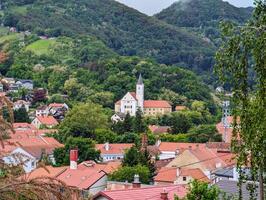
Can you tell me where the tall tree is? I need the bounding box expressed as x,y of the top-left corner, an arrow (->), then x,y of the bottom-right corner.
133,108 -> 146,133
215,1 -> 266,199
14,107 -> 30,123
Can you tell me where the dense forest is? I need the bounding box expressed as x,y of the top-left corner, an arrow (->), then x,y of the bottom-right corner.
0,0 -> 215,73
155,0 -> 253,46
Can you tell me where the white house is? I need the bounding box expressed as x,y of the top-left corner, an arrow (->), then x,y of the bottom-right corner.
35,105 -> 49,117
13,100 -> 31,112
2,147 -> 37,173
96,143 -> 133,162
111,112 -> 126,123
31,116 -> 58,129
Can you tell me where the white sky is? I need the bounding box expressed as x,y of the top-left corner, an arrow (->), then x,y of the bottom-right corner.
115,0 -> 254,15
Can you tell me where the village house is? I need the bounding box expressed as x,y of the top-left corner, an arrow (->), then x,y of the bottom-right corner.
148,125 -> 171,134
48,103 -> 69,121
114,75 -> 171,117
96,143 -> 133,162
25,150 -> 121,196
35,105 -> 49,116
165,147 -> 235,179
32,116 -> 58,129
155,141 -> 206,160
111,112 -> 126,123
16,79 -> 34,90
154,167 -> 210,185
1,136 -> 63,172
13,100 -> 31,112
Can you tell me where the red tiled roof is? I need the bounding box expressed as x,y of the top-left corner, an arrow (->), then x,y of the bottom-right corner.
1,136 -> 63,158
57,164 -> 107,190
94,185 -> 187,200
129,92 -> 137,100
149,125 -> 170,134
158,142 -> 205,152
96,143 -> 133,155
115,100 -> 121,105
49,103 -> 65,108
154,167 -> 210,183
13,123 -> 37,130
144,100 -> 171,108
36,116 -> 58,126
175,106 -> 187,111
23,166 -> 67,180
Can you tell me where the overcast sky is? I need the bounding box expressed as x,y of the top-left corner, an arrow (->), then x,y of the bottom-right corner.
116,0 -> 254,15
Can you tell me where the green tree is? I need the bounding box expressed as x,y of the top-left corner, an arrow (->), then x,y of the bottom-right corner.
170,112 -> 192,134
109,165 -> 150,184
181,180 -> 220,200
54,137 -> 100,166
59,102 -> 108,139
94,129 -> 118,143
215,1 -> 266,199
133,108 -> 146,133
188,124 -> 222,143
88,91 -> 114,108
122,146 -> 140,167
14,107 -> 30,123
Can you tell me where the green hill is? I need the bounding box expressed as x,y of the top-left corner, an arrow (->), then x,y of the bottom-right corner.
155,0 -> 252,28
1,0 -> 215,72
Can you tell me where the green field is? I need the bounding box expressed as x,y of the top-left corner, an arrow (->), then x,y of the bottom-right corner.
0,33 -> 19,44
26,39 -> 57,55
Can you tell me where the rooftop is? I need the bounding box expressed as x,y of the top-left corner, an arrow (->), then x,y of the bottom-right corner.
94,185 -> 187,200
96,143 -> 133,155
144,100 -> 171,108
36,116 -> 58,125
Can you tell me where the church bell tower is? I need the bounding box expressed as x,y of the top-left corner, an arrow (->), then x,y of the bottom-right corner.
136,74 -> 144,111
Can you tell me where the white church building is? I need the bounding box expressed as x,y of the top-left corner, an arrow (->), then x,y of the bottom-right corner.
114,75 -> 171,118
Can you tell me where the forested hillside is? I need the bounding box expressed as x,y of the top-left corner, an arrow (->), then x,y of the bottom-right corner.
0,31 -> 217,112
0,0 -> 215,72
156,0 -> 253,46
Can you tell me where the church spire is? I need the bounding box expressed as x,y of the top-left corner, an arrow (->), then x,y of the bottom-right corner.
137,74 -> 143,85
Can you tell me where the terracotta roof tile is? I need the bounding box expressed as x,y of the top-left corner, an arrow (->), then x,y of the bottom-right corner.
94,185 -> 187,200
175,106 -> 188,111
144,100 -> 171,108
36,116 -> 58,126
158,142 -> 205,152
154,167 -> 210,183
96,143 -> 133,155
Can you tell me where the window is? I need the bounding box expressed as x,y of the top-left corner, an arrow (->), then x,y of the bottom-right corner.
31,161 -> 35,167
183,177 -> 187,181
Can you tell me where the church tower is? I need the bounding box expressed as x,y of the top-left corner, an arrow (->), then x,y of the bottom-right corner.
136,74 -> 144,111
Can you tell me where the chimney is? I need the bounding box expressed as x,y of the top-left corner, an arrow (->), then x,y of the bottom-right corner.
160,188 -> 168,200
132,174 -> 141,188
141,133 -> 148,151
156,139 -> 161,147
104,142 -> 110,151
70,149 -> 78,170
176,167 -> 180,177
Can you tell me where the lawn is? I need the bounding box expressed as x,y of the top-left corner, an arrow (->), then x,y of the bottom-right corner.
0,33 -> 19,44
26,39 -> 57,55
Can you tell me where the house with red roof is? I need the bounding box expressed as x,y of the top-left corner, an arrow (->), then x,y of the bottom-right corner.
149,125 -> 171,134
114,74 -> 171,117
96,143 -> 133,162
1,136 -> 63,173
154,167 -> 210,185
93,184 -> 187,200
24,151 -> 121,197
155,141 -> 206,160
32,115 -> 58,129
165,147 -> 235,180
